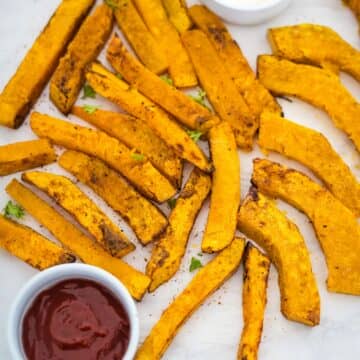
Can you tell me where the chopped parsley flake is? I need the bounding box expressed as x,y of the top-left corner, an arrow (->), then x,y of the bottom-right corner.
167,198 -> 177,209
186,129 -> 203,142
3,201 -> 25,219
82,104 -> 99,114
189,257 -> 203,272
131,152 -> 145,161
82,84 -> 96,99
160,74 -> 173,86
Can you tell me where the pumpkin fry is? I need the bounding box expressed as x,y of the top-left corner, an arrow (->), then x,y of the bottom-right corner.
162,0 -> 192,33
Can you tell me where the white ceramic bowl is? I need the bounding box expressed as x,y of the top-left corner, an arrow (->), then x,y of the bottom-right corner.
201,0 -> 292,25
8,263 -> 139,360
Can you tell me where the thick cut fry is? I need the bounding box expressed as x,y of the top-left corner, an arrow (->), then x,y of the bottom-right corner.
0,0 -> 95,128
269,24 -> 360,82
238,244 -> 270,360
135,237 -> 246,360
72,106 -> 182,187
182,30 -> 256,150
22,171 -> 135,258
133,0 -> 197,87
50,4 -> 113,114
238,189 -> 320,326
85,63 -> 211,172
259,113 -> 360,215
6,179 -> 150,300
162,0 -> 192,33
59,151 -> 167,245
106,35 -> 219,132
30,112 -> 176,202
0,215 -> 75,270
113,0 -> 168,74
258,55 -> 360,152
202,122 -> 240,253
252,158 -> 360,295
146,169 -> 211,292
0,139 -> 56,176
189,5 -> 281,119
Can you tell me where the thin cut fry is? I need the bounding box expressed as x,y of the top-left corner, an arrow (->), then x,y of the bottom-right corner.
0,139 -> 56,176
238,244 -> 270,360
257,55 -> 360,152
85,62 -> 212,172
162,0 -> 192,33
50,4 -> 113,114
0,0 -> 95,128
258,112 -> 360,216
59,151 -> 168,245
113,0 -> 168,74
238,188 -> 320,326
0,215 -> 75,270
146,168 -> 211,292
202,122 -> 240,253
6,179 -> 150,300
189,5 -> 281,119
30,112 -> 176,202
252,158 -> 360,295
135,237 -> 246,360
106,35 -> 219,132
22,171 -> 135,258
133,0 -> 197,87
182,30 -> 256,150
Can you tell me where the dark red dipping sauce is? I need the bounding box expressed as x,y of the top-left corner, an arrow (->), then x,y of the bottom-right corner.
22,279 -> 130,360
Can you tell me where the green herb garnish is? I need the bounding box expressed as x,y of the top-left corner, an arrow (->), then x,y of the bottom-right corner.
197,252 -> 203,257
190,89 -> 210,109
82,104 -> 99,114
116,73 -> 123,80
82,84 -> 96,99
189,257 -> 203,272
3,201 -> 25,219
167,198 -> 177,210
160,74 -> 173,86
186,129 -> 203,142
104,0 -> 119,10
131,152 -> 145,161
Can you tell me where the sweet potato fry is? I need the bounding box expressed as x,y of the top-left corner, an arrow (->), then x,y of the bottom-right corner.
146,168 -> 211,292
238,188 -> 320,326
189,5 -> 281,119
135,237 -> 246,360
85,62 -> 212,172
257,55 -> 360,152
0,139 -> 56,176
162,0 -> 192,33
133,0 -> 197,87
258,112 -> 360,215
113,0 -> 168,74
182,30 -> 256,150
0,215 -> 75,270
30,112 -> 177,202
22,171 -> 135,258
0,0 -> 95,128
252,158 -> 360,295
72,106 -> 182,188
59,151 -> 167,245
238,244 -> 270,360
6,179 -> 150,300
106,35 -> 219,132
50,4 -> 113,114
202,122 -> 240,253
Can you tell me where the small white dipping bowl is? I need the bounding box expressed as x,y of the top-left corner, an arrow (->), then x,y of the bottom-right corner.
201,0 -> 292,25
8,263 -> 139,360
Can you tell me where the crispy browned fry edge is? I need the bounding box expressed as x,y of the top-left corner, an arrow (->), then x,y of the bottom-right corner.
258,112 -> 360,216
0,139 -> 56,176
30,112 -> 177,202
238,188 -> 320,326
133,0 -> 197,87
72,106 -> 183,188
189,5 -> 281,119
344,0 -> 360,24
135,237 -> 246,360
182,30 -> 256,150
238,243 -> 270,360
50,4 -> 113,114
0,215 -> 75,270
202,122 -> 240,252
268,24 -> 360,82
162,0 -> 192,33
257,55 -> 360,152
146,168 -> 211,292
6,179 -> 150,300
0,0 -> 95,128
252,158 -> 360,295
106,34 -> 219,132
113,0 -> 168,74
59,150 -> 168,245
22,171 -> 135,258
85,62 -> 212,172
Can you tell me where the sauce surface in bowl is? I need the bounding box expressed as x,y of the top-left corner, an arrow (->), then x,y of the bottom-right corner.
22,279 -> 130,360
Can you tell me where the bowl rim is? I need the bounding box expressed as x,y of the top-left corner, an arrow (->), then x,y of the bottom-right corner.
203,0 -> 289,11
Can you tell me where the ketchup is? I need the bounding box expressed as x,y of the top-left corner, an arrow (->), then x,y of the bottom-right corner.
22,279 -> 130,360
